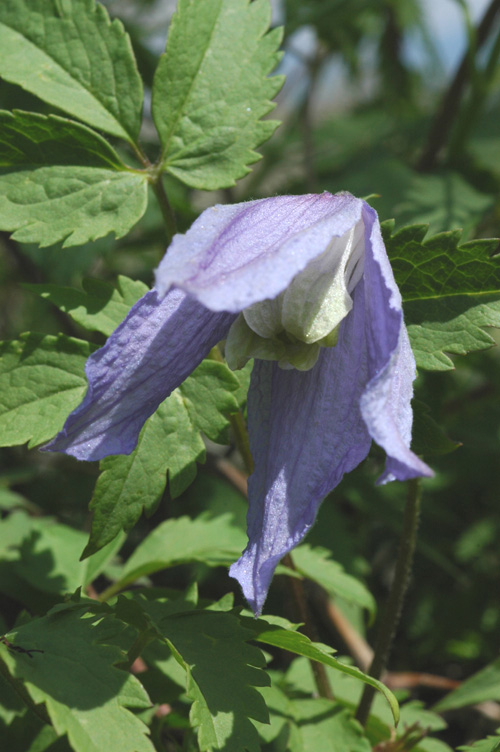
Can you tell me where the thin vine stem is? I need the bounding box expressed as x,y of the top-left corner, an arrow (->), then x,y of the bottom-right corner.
355,478 -> 422,727
418,0 -> 500,171
150,175 -> 177,245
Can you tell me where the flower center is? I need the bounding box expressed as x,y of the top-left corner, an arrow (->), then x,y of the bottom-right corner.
225,220 -> 365,371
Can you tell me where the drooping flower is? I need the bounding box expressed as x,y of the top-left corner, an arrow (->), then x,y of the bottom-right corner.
45,192 -> 432,615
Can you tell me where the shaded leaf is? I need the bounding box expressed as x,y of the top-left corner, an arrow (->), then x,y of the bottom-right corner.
411,400 -> 460,457
383,221 -> 500,370
0,333 -> 91,448
142,602 -> 269,752
0,0 -> 143,143
0,605 -> 153,752
27,276 -> 149,337
85,360 -> 240,556
152,0 -> 283,189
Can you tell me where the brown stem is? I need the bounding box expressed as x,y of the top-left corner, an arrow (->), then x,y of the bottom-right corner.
418,0 -> 500,171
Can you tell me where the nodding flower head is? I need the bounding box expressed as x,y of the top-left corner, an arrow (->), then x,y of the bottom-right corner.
45,192 -> 432,615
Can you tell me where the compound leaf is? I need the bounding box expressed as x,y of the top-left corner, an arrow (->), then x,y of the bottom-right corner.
0,333 -> 91,448
152,0 -> 283,189
84,360 -> 241,556
384,221 -> 500,370
0,0 -> 143,143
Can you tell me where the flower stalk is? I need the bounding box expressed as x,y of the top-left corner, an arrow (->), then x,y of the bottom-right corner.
355,478 -> 422,727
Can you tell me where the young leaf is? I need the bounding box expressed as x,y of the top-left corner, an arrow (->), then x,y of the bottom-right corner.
115,513 -> 247,590
152,0 -> 284,189
0,0 -> 143,143
26,276 -> 149,337
84,360 -> 241,556
0,111 -> 148,247
142,604 -> 270,752
384,221 -> 500,370
288,698 -> 371,752
0,333 -> 92,448
290,544 -> 376,619
0,606 -> 153,752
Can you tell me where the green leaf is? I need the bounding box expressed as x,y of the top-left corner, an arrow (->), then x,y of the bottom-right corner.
434,657 -> 500,712
142,603 -> 270,752
411,400 -> 460,457
27,276 -> 149,337
0,333 -> 91,448
243,617 -> 400,726
291,545 -> 376,619
85,360 -> 241,556
115,513 -> 247,589
384,221 -> 500,370
0,112 -> 148,248
152,0 -> 283,189
458,730 -> 500,752
285,658 -> 449,752
0,605 -> 153,752
0,0 -> 143,143
289,698 -> 371,752
0,110 -> 124,168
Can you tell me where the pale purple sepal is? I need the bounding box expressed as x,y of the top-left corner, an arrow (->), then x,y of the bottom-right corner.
44,289 -> 235,460
229,205 -> 432,615
229,287 -> 372,615
359,204 -> 431,484
155,193 -> 364,311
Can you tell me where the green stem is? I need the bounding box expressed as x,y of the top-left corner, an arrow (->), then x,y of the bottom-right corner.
355,478 -> 422,727
418,0 -> 500,171
150,175 -> 177,245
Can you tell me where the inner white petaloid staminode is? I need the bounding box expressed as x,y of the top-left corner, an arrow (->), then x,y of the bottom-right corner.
225,219 -> 365,371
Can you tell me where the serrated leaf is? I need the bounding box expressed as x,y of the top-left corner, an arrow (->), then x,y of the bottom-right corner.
117,513 -> 247,589
242,617 -> 399,726
0,606 -> 153,752
152,0 -> 283,189
84,360 -> 240,556
384,221 -> 500,370
411,400 -> 460,457
141,603 -> 270,752
458,730 -> 500,752
0,114 -> 148,248
291,544 -> 376,618
26,276 -> 149,337
0,0 -> 143,143
0,333 -> 91,448
434,657 -> 500,712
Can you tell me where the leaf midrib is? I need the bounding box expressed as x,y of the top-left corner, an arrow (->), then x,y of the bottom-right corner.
0,18 -> 131,143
